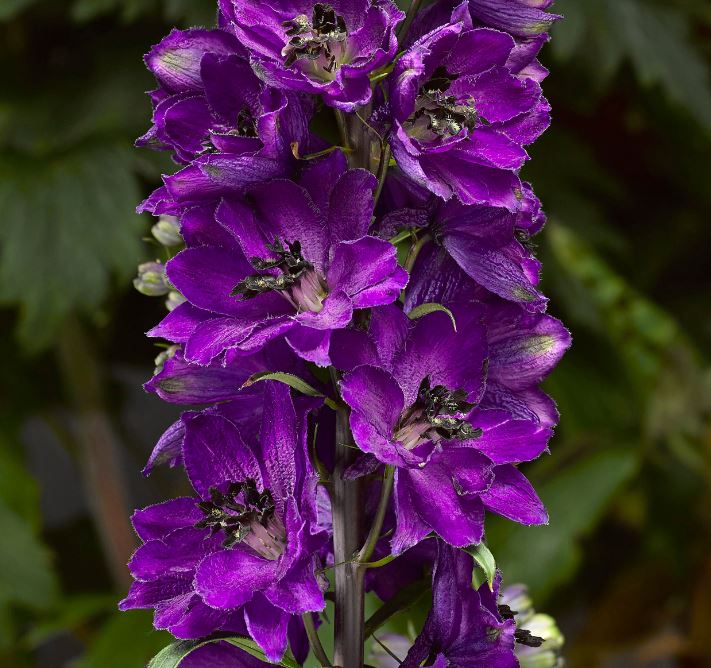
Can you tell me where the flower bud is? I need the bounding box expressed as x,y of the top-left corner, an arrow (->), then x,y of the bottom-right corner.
154,344 -> 180,375
151,215 -> 182,247
134,261 -> 170,296
165,290 -> 186,312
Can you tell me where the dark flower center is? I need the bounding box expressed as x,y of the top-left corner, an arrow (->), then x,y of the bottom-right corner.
282,3 -> 348,77
514,628 -> 545,648
394,377 -> 481,449
195,478 -> 286,559
231,238 -> 328,312
236,108 -> 258,138
409,67 -> 479,139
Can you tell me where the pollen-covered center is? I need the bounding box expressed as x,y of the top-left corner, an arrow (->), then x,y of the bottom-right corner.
407,67 -> 479,140
282,3 -> 349,81
195,479 -> 286,559
231,238 -> 328,313
393,377 -> 481,450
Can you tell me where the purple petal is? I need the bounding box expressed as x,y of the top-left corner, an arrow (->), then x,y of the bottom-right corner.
481,464 -> 548,524
326,237 -> 408,308
243,594 -> 291,662
196,549 -> 280,608
131,497 -> 202,542
142,418 -> 185,475
259,381 -> 298,499
264,557 -> 325,614
182,413 -> 262,497
145,29 -> 242,93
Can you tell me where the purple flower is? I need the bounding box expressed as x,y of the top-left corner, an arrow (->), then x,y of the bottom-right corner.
139,28 -> 314,165
219,0 -> 404,110
387,20 -> 549,209
333,305 -> 550,553
150,152 -> 408,366
401,541 -> 517,668
378,170 -> 547,309
402,257 -> 571,427
120,382 -> 327,661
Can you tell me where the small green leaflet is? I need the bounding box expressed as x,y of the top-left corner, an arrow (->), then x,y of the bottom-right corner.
466,542 -> 497,590
407,303 -> 457,332
147,636 -> 299,668
241,371 -> 339,410
389,229 -> 415,245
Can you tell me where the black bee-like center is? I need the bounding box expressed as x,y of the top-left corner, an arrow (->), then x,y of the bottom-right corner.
282,3 -> 348,73
194,478 -> 276,549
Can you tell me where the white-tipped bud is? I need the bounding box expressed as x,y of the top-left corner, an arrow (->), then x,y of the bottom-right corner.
165,290 -> 186,312
134,261 -> 170,296
151,215 -> 182,247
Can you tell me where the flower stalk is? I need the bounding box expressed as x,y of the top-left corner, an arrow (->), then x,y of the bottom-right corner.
124,1 -> 569,666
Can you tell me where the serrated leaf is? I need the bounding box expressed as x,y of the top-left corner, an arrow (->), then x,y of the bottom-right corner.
241,372 -> 338,409
406,303 -> 457,331
0,499 -> 58,609
488,450 -> 638,601
466,542 -> 496,590
606,0 -> 711,129
0,143 -> 143,350
73,610 -> 170,668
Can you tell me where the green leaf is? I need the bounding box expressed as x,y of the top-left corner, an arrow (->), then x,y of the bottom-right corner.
72,610 -> 170,668
146,636 -> 299,668
388,229 -> 415,245
466,543 -> 496,590
0,0 -> 41,21
0,143 -> 143,350
406,303 -> 457,331
0,499 -> 58,609
241,372 -> 338,410
364,579 -> 430,639
605,0 -> 711,130
488,450 -> 638,601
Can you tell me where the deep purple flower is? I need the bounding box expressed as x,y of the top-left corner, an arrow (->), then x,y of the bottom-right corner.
378,170 -> 547,309
387,20 -> 549,209
403,256 -> 572,426
149,152 -> 408,366
120,383 -> 327,661
333,305 -> 550,553
139,28 -> 314,165
401,541 -> 517,668
218,0 -> 404,110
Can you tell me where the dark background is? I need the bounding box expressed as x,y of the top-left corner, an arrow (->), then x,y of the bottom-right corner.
0,1 -> 710,666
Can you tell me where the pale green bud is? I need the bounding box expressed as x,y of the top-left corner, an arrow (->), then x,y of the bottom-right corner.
165,290 -> 186,312
134,261 -> 170,296
151,215 -> 182,247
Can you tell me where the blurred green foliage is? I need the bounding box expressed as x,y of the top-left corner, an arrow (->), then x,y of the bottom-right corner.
0,0 -> 709,666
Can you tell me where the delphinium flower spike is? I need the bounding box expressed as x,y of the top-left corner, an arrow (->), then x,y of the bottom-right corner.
124,1 -> 568,666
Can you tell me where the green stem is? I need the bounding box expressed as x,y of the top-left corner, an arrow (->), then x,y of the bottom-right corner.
404,233 -> 432,273
303,613 -> 332,666
372,143 -> 392,212
398,0 -> 424,44
357,466 -> 395,564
